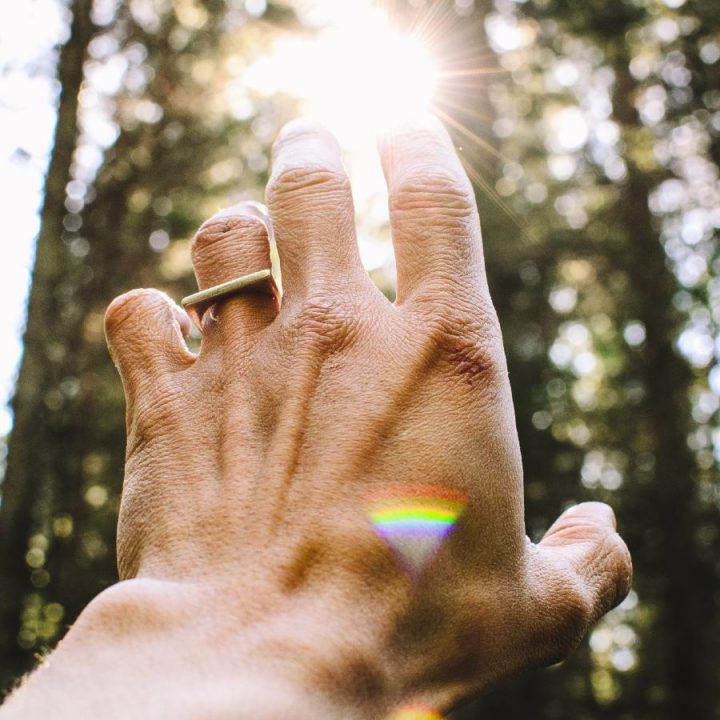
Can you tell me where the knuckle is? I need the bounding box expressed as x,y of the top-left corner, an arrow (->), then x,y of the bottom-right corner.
105,289 -> 167,338
267,165 -> 351,206
191,216 -> 267,260
391,169 -> 475,222
287,292 -> 363,353
127,383 -> 185,454
137,383 -> 183,423
419,298 -> 505,389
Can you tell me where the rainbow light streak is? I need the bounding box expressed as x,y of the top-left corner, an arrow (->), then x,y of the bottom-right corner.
386,705 -> 444,720
368,485 -> 467,578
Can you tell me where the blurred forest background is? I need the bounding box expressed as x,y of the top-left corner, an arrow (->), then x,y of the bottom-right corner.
1,0 -> 719,717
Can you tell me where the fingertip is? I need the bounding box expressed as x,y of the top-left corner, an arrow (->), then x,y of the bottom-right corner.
561,501 -> 617,530
533,505 -> 632,651
105,288 -> 194,383
376,111 -> 452,167
105,288 -> 168,339
377,110 -> 447,143
191,210 -> 272,294
272,117 -> 340,159
210,201 -> 271,227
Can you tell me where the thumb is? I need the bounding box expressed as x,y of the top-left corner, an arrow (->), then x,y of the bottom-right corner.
539,502 -> 632,623
527,502 -> 632,666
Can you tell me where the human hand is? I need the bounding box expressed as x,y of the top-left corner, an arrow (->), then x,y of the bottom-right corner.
101,115 -> 632,718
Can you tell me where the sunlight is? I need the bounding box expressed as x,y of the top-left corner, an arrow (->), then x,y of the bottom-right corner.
237,2 -> 439,276
243,4 -> 438,145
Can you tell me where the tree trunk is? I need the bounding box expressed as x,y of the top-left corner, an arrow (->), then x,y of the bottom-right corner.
0,0 -> 94,689
611,52 -> 716,720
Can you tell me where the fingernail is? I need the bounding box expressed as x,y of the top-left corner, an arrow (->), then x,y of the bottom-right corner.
211,201 -> 270,222
171,304 -> 192,338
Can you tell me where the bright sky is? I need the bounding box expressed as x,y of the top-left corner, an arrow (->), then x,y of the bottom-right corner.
0,0 -> 68,435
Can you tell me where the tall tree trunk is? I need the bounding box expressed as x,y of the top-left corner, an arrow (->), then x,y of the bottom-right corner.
611,52 -> 715,720
0,0 -> 94,689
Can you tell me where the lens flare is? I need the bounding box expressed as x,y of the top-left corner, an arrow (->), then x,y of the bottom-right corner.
243,5 -> 437,143
368,485 -> 467,578
386,704 -> 444,720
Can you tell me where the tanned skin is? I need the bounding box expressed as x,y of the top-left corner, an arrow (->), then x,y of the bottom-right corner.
1,116 -> 631,719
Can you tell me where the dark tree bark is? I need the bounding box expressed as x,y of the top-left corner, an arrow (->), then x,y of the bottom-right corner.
611,53 -> 717,720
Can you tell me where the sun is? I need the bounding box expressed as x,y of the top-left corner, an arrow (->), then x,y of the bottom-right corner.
242,4 -> 438,145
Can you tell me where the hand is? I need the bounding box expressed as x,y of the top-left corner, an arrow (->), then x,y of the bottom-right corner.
11,116 -> 631,720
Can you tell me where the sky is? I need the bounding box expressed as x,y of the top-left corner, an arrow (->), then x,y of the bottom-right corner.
0,0 -> 68,435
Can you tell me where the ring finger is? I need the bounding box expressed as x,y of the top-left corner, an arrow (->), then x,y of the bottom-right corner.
189,202 -> 279,350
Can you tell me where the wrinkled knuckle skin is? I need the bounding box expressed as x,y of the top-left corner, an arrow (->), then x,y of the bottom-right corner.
391,170 -> 475,223
191,216 -> 268,262
267,165 -> 351,207
421,300 -> 506,391
286,292 -> 364,355
126,384 -> 185,457
105,288 -> 167,341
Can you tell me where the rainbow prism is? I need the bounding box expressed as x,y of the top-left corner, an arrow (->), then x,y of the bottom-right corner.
367,485 -> 467,578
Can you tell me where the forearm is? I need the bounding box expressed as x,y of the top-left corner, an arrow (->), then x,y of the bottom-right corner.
0,579 -> 383,720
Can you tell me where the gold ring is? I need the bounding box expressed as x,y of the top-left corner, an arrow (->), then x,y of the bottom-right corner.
181,269 -> 279,330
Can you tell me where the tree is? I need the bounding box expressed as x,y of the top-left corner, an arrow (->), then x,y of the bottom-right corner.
0,0 -> 95,689
0,0 -> 297,689
455,0 -> 720,717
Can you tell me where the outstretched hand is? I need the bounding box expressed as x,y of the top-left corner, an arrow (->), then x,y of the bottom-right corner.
104,115 -> 631,716
4,115 -> 631,720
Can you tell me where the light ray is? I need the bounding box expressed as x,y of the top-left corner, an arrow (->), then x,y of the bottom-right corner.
432,105 -> 505,162
368,485 -> 467,578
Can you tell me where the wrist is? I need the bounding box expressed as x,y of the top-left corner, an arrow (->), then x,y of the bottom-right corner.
92,578 -> 394,719
4,578 -> 392,720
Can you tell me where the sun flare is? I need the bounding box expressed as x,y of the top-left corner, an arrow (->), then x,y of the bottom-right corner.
231,0 -> 503,274
243,5 -> 438,145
